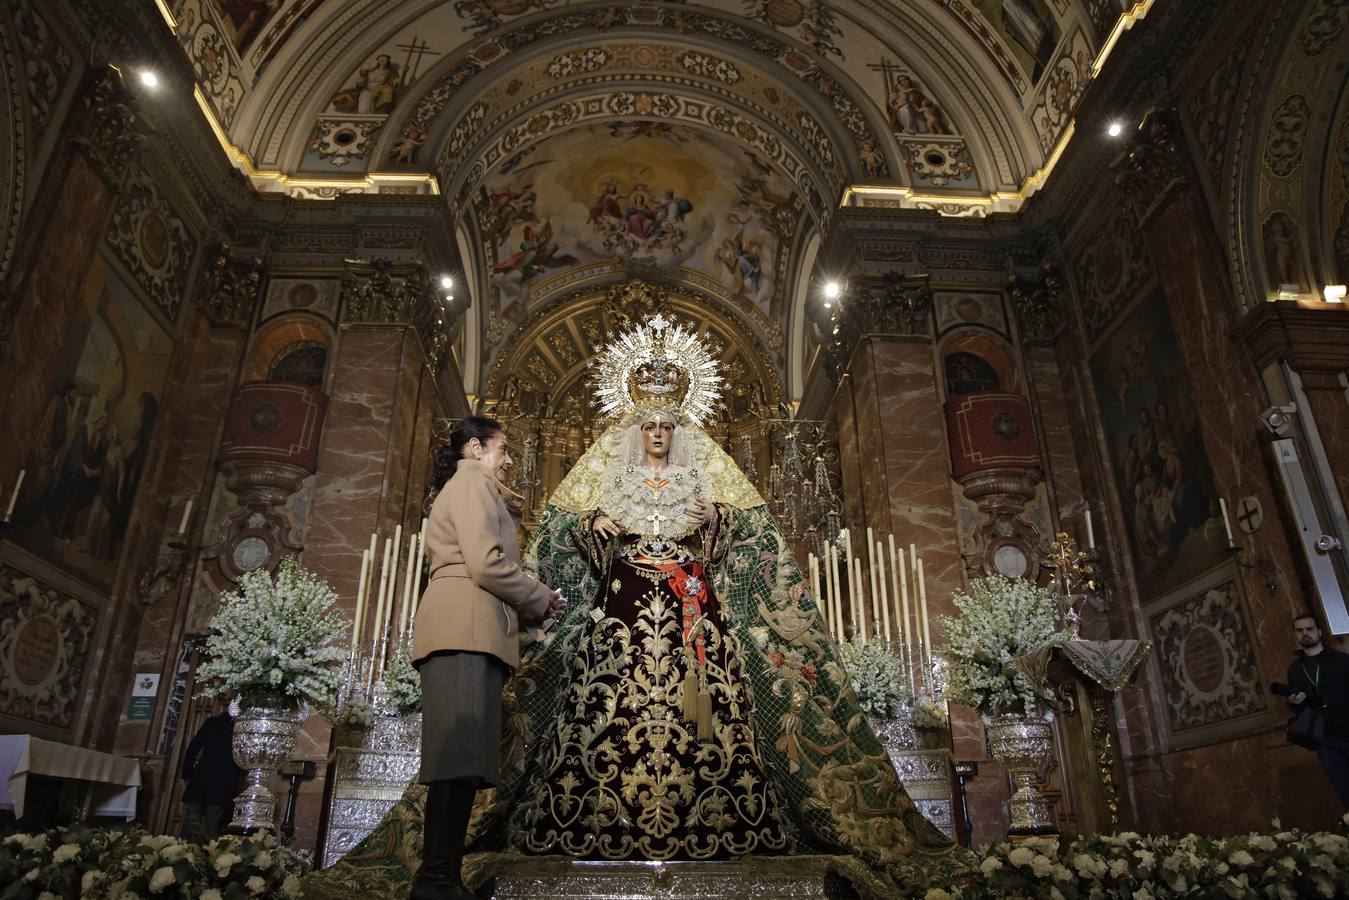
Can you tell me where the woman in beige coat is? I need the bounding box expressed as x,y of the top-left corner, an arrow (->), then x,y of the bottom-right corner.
410,416 -> 563,900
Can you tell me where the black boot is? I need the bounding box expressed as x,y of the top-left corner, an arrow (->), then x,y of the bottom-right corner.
409,780 -> 477,900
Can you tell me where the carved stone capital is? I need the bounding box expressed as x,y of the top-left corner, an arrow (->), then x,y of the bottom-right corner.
200,243 -> 262,325
72,67 -> 144,187
822,272 -> 933,378
1111,109 -> 1187,227
1009,262 -> 1065,344
340,259 -> 450,372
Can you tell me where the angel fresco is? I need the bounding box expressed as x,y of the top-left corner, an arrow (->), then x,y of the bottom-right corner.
717,230 -> 762,299
492,222 -> 577,284
588,181 -> 695,259
479,177 -> 539,243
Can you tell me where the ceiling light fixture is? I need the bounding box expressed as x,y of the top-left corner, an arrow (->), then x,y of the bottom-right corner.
823,281 -> 841,299
139,70 -> 159,88
1107,122 -> 1123,137
1324,284 -> 1346,302
439,275 -> 453,290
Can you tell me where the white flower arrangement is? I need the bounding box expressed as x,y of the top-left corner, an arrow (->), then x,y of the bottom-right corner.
383,644 -> 422,715
938,575 -> 1063,719
0,826 -> 308,898
197,556 -> 349,711
838,636 -> 908,719
913,697 -> 950,731
330,696 -> 375,729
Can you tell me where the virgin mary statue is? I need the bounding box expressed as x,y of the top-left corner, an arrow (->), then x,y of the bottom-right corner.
305,316 -> 971,898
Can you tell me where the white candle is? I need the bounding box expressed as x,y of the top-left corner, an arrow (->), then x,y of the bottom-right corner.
876,539 -> 891,640
853,557 -> 867,639
866,527 -> 880,636
830,544 -> 844,639
1085,509 -> 1095,549
4,469 -> 25,518
374,537 -> 394,643
889,535 -> 903,642
398,533 -> 417,638
917,557 -> 931,656
809,554 -> 823,616
351,548 -> 371,651
177,499 -> 193,534
409,533 -> 426,633
843,531 -> 859,634
820,546 -> 832,636
1219,496 -> 1235,545
898,545 -> 911,645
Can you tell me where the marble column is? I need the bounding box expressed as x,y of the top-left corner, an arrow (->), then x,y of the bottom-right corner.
298,262 -> 444,850
824,277 -> 1011,842
1113,112 -> 1327,832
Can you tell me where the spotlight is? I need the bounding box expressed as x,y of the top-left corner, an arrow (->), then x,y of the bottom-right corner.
823,302 -> 833,309
1107,122 -> 1123,137
1324,284 -> 1346,302
823,281 -> 841,299
138,70 -> 159,88
439,275 -> 454,290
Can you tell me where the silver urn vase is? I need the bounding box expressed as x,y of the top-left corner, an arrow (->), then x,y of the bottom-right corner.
985,713 -> 1057,836
229,693 -> 308,832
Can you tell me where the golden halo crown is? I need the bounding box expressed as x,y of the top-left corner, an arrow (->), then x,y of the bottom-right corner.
593,314 -> 723,425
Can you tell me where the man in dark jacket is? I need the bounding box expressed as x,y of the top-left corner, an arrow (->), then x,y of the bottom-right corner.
179,712 -> 240,840
1289,613 -> 1349,806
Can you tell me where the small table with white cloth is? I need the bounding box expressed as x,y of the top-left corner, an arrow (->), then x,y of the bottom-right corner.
0,734 -> 141,824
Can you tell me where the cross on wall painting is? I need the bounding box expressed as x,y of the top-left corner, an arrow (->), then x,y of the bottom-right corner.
1088,289 -> 1228,599
9,258 -> 173,591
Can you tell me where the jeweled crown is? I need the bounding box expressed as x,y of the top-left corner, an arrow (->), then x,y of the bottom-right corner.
593,309 -> 723,425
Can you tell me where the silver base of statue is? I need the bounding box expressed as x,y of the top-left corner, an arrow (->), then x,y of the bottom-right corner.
489,857 -> 851,899
871,710 -> 957,840
321,683 -> 422,867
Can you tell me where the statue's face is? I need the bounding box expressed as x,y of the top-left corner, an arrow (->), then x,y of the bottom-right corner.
641,415 -> 675,461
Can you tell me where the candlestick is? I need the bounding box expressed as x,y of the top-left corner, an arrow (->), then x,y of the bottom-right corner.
177,499 -> 193,534
898,545 -> 911,645
917,557 -> 931,661
829,544 -> 844,639
351,548 -> 371,652
809,553 -> 823,617
409,533 -> 426,634
866,527 -> 880,636
374,537 -> 393,644
853,557 -> 867,639
843,530 -> 859,634
5,469 -> 25,519
1085,509 -> 1096,549
1219,496 -> 1235,545
888,535 -> 903,642
398,533 -> 417,638
876,539 -> 891,640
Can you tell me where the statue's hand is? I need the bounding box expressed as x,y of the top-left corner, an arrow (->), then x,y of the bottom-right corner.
689,499 -> 718,530
593,515 -> 622,540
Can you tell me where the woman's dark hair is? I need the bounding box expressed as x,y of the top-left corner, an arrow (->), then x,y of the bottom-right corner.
434,415 -> 503,489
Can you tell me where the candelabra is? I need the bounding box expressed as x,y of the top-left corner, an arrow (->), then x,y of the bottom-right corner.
758,417 -> 841,557
1044,532 -> 1102,638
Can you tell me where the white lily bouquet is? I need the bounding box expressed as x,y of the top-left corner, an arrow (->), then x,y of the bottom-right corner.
197,557 -> 349,711
913,697 -> 950,731
938,575 -> 1063,719
383,644 -> 422,715
838,636 -> 908,719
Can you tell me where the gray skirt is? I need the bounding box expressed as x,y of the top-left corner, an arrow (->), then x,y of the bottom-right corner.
416,651 -> 506,786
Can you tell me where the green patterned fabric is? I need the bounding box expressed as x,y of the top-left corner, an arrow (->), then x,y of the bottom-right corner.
304,504 -> 974,898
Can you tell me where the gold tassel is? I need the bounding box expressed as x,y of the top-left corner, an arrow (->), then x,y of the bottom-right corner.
696,666 -> 714,742
682,651 -> 699,725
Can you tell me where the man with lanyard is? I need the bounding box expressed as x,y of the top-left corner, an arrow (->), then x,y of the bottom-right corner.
1290,613 -> 1349,806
